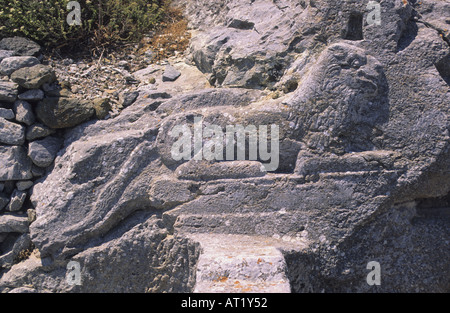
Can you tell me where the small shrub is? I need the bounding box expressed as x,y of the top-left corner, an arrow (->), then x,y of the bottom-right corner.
0,0 -> 169,50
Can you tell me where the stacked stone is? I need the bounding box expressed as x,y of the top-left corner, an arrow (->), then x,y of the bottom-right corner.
0,37 -> 110,268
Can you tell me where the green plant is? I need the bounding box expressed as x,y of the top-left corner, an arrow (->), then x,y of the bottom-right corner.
0,0 -> 169,50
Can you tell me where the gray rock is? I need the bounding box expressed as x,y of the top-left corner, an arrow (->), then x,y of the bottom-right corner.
0,193 -> 9,211
176,160 -> 267,181
28,136 -> 62,168
0,50 -> 14,62
25,123 -> 56,141
16,181 -> 33,191
0,183 -> 4,193
0,214 -> 29,233
0,81 -> 19,103
0,117 -> 25,145
35,97 -> 95,129
18,89 -> 45,101
162,65 -> 182,82
0,37 -> 41,57
0,108 -> 15,120
10,64 -> 56,89
31,165 -> 46,178
121,91 -> 139,108
0,56 -> 40,76
6,190 -> 27,212
0,233 -> 31,269
0,216 -> 199,293
0,0 -> 447,293
13,100 -> 35,126
92,98 -> 111,119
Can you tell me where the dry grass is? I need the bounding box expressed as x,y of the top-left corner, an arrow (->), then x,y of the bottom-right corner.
138,6 -> 191,61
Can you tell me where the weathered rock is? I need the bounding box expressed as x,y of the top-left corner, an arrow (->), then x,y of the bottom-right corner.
176,160 -> 267,181
0,50 -> 14,62
35,97 -> 95,129
0,0 -> 448,293
28,136 -> 62,168
13,100 -> 35,126
92,98 -> 111,119
0,216 -> 200,293
0,108 -> 14,120
0,56 -> 40,76
162,65 -> 182,82
0,118 -> 25,145
0,37 -> 41,57
120,91 -> 139,108
0,214 -> 29,233
10,64 -> 56,89
0,233 -> 32,269
6,190 -> 27,212
16,181 -> 33,191
0,81 -> 18,103
18,89 -> 45,101
149,176 -> 196,209
26,123 -> 56,141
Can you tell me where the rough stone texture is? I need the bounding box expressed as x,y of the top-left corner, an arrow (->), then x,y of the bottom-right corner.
0,215 -> 29,233
0,81 -> 18,103
28,136 -> 62,168
162,65 -> 182,82
18,89 -> 45,101
0,108 -> 14,120
16,181 -> 33,191
0,50 -> 14,63
0,56 -> 40,76
25,123 -> 56,141
10,64 -> 57,89
13,100 -> 35,126
191,234 -> 295,293
36,97 -> 95,129
0,37 -> 41,57
6,190 -> 27,212
92,98 -> 111,119
0,0 -> 449,293
0,146 -> 33,181
0,118 -> 25,145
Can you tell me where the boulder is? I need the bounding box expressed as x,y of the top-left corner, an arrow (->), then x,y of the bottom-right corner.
0,118 -> 25,145
92,98 -> 111,119
18,89 -> 45,101
0,214 -> 29,233
0,146 -> 33,181
35,97 -> 95,129
0,37 -> 41,57
0,56 -> 40,76
0,108 -> 15,120
6,190 -> 27,212
13,100 -> 35,126
0,50 -> 14,62
25,123 -> 56,141
0,81 -> 18,103
28,136 -> 62,168
10,64 -> 56,89
162,65 -> 182,82
0,0 -> 449,293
